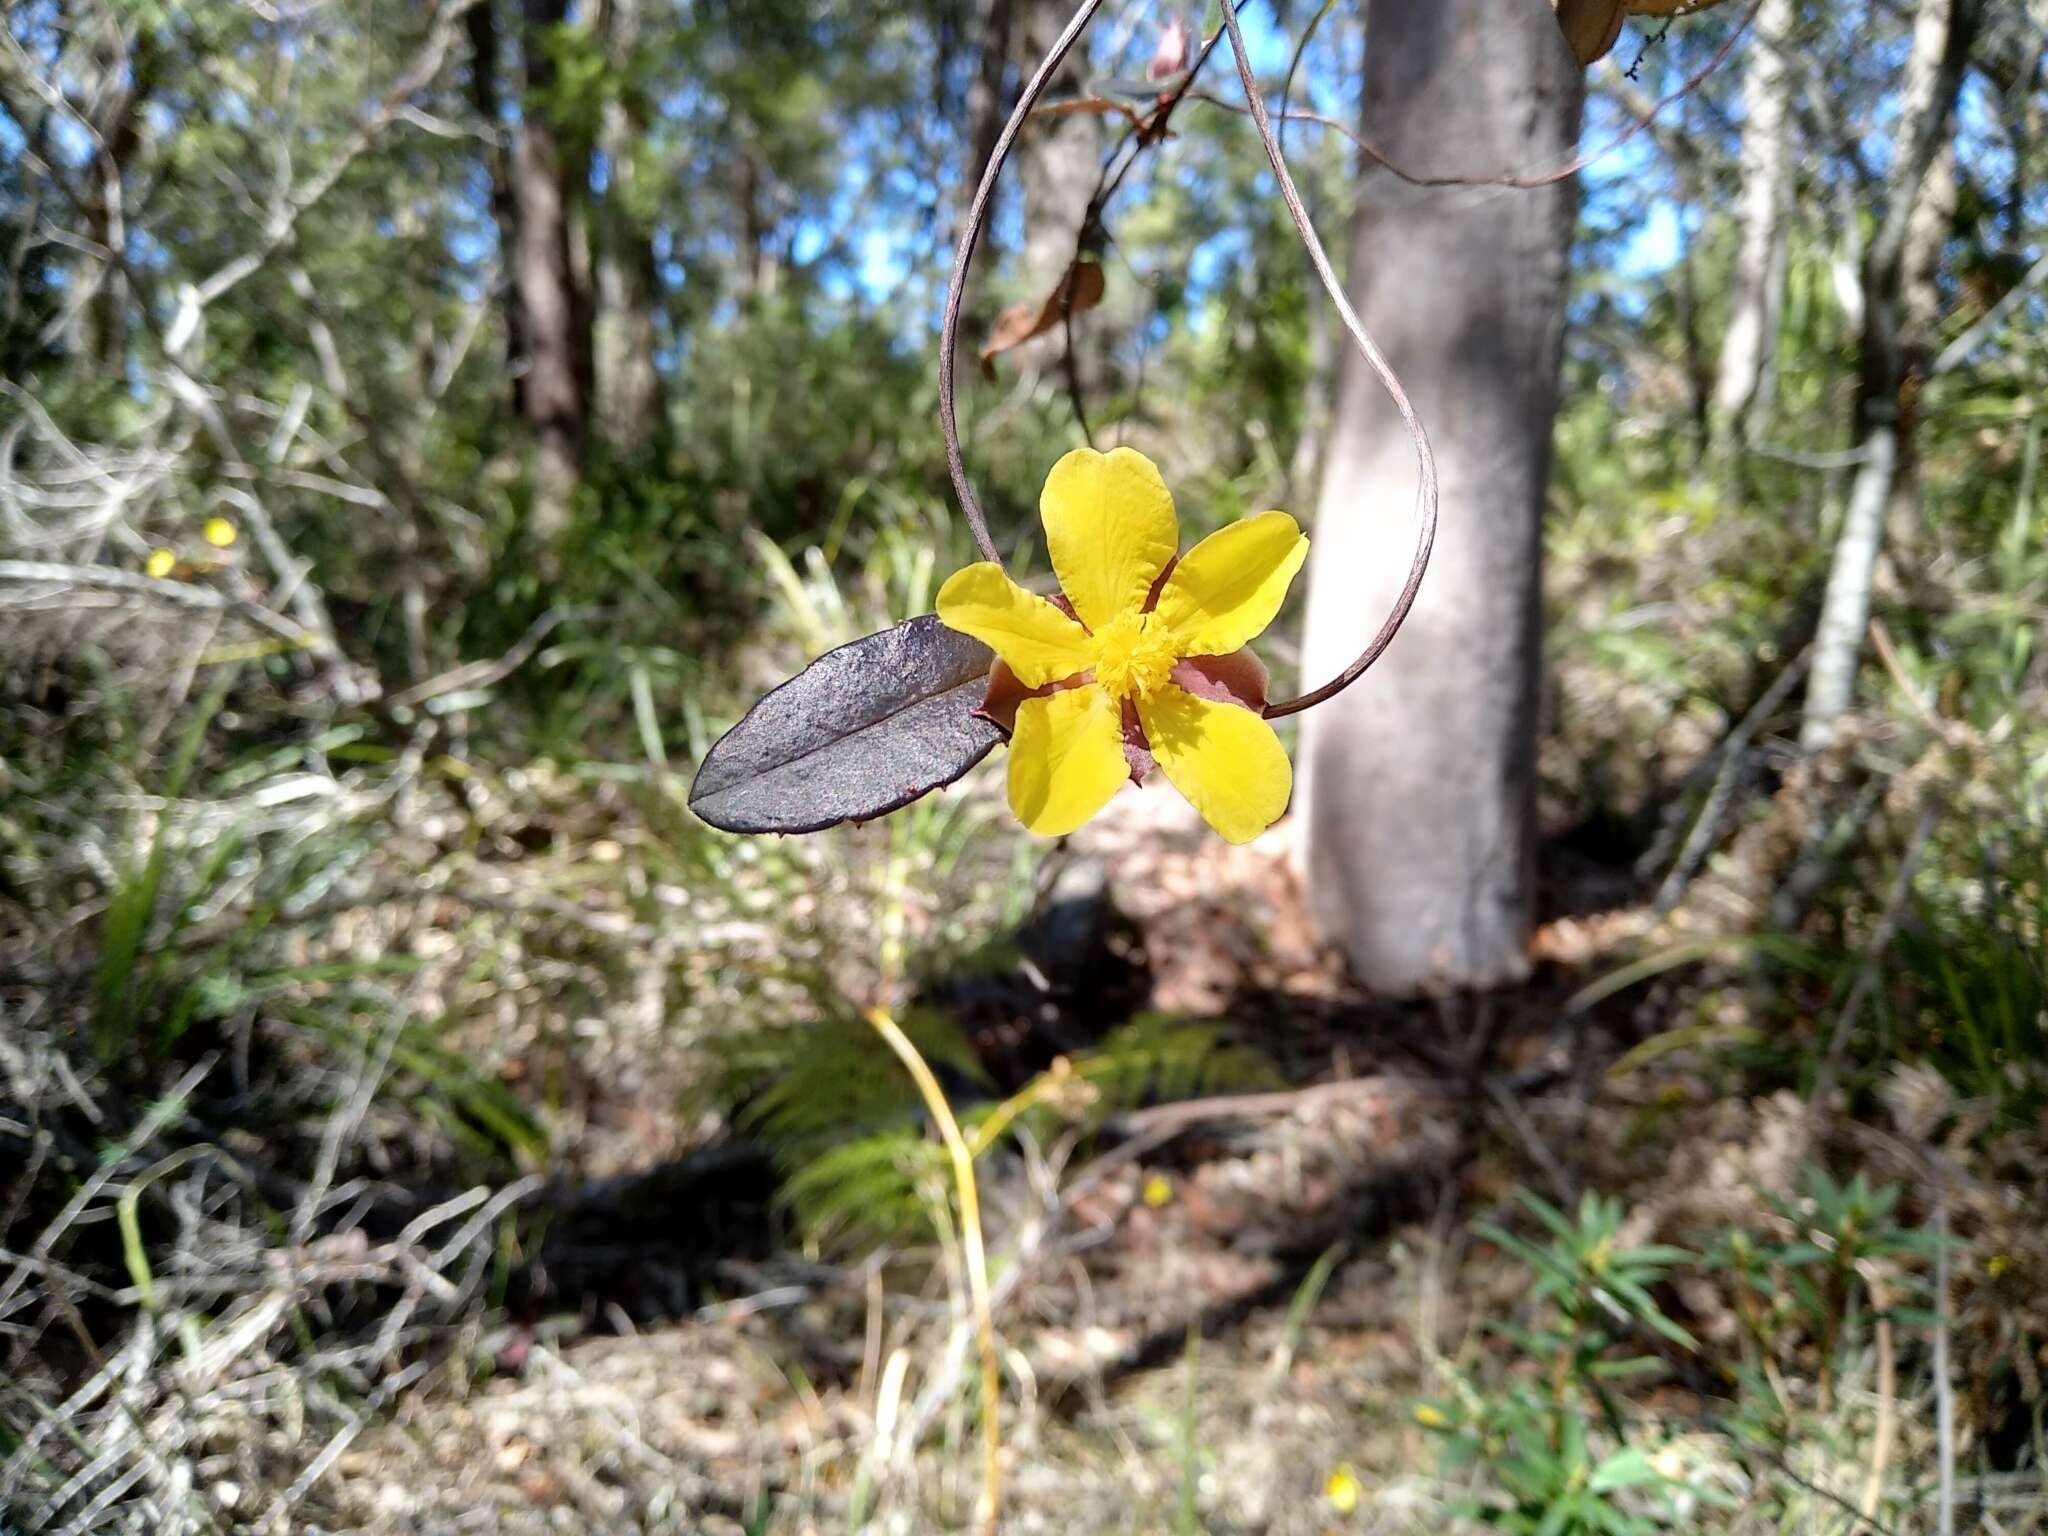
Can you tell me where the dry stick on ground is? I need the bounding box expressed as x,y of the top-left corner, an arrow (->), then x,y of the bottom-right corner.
383,604 -> 600,710
1868,616 -> 1964,744
1809,782 -> 1939,1112
0,560 -> 315,648
1652,643 -> 1813,913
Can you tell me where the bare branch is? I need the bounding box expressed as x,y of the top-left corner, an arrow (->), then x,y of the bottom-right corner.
1930,248 -> 2048,377
168,0 -> 485,342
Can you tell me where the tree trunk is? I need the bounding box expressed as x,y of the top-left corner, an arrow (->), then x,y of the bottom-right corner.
1800,0 -> 1980,750
510,0 -> 591,546
1296,0 -> 1584,995
965,0 -> 1016,208
467,0 -> 527,417
1883,139 -> 1955,561
959,0 -> 1016,332
592,0 -> 662,453
1709,0 -> 1795,454
56,5 -> 152,377
1014,0 -> 1101,307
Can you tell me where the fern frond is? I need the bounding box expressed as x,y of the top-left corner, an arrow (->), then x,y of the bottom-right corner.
778,1126 -> 946,1247
699,1005 -> 988,1151
1075,1012 -> 1283,1114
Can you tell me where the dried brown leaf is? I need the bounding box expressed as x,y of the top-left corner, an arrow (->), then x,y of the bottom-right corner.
978,258 -> 1107,381
1551,0 -> 1627,63
1551,0 -> 1740,64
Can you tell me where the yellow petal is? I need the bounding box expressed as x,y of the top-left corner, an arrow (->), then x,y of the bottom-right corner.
1325,1466 -> 1362,1514
935,561 -> 1093,688
1008,686 -> 1128,836
1040,446 -> 1179,631
1151,510 -> 1307,657
203,516 -> 237,548
1136,684 -> 1291,844
144,548 -> 176,580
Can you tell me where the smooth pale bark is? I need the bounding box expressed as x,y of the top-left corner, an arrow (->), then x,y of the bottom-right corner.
1800,0 -> 1981,749
1710,0 -> 1795,451
592,0 -> 662,452
1297,0 -> 1583,995
510,0 -> 592,545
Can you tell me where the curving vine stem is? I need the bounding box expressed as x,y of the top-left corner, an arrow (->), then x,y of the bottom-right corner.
934,0 -> 1441,720
1212,0 -> 1438,718
938,0 -> 1107,564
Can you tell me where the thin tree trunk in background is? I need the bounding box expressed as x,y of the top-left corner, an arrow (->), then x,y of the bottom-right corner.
1015,0 -> 1101,302
468,0 -> 527,418
733,146 -> 777,302
1297,0 -> 1584,995
1884,140 -> 1955,559
593,0 -> 661,453
511,0 -> 591,547
1709,0 -> 1794,455
959,0 -> 1016,331
1801,0 -> 1980,750
1676,138 -> 1711,470
56,5 -> 152,377
965,0 -> 1015,209
1287,284 -> 1335,509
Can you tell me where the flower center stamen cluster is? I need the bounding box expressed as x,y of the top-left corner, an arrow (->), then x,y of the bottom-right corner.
1089,611 -> 1176,701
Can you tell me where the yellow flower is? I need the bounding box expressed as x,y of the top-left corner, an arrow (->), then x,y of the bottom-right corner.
936,447 -> 1307,844
203,516 -> 237,548
1413,1403 -> 1451,1430
1324,1465 -> 1362,1514
144,548 -> 177,580
1141,1172 -> 1174,1208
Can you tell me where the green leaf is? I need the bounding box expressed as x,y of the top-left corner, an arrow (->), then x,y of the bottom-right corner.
1588,1446 -> 1658,1494
1588,1355 -> 1667,1380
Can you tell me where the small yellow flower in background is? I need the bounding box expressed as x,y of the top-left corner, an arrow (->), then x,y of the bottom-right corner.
1324,1464 -> 1362,1514
144,548 -> 177,579
1413,1403 -> 1451,1430
1141,1172 -> 1174,1208
1987,1252 -> 2012,1279
203,516 -> 238,549
936,447 -> 1307,844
